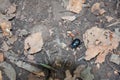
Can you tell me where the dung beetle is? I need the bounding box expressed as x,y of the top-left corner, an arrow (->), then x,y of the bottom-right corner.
70,38 -> 82,49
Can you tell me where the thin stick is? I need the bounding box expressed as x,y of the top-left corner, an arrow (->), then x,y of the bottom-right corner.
107,21 -> 120,27
21,58 -> 57,71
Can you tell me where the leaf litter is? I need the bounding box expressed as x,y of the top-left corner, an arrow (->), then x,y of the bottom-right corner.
0,2 -> 16,36
0,0 -> 119,80
105,16 -> 114,22
91,2 -> 106,15
83,26 -> 120,63
67,0 -> 86,13
24,32 -> 44,54
0,20 -> 12,36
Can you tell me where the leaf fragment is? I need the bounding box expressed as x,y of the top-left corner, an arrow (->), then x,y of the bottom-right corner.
0,21 -> 12,36
67,0 -> 86,13
91,2 -> 106,15
83,26 -> 120,63
24,32 -> 43,54
0,53 -> 4,62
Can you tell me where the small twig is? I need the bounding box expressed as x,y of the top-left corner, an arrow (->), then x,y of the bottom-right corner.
107,20 -> 120,27
77,54 -> 85,61
116,0 -> 120,10
22,59 -> 57,71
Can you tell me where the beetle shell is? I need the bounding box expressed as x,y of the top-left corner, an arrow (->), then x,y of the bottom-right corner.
70,38 -> 81,49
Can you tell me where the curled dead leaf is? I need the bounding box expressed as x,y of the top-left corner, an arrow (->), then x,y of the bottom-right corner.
67,0 -> 86,13
91,2 -> 106,15
99,9 -> 106,15
105,16 -> 114,22
83,26 -> 119,63
6,4 -> 17,19
0,21 -> 12,36
67,31 -> 75,38
24,32 -> 43,54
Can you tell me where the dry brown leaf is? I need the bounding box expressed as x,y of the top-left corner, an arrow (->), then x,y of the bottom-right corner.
84,46 -> 102,60
0,53 -> 4,62
105,16 -> 114,22
0,21 -> 12,36
67,0 -> 86,13
83,26 -> 119,63
0,70 -> 2,80
7,4 -> 16,14
95,51 -> 107,63
92,3 -> 100,10
24,32 -> 43,54
67,31 -> 75,38
99,9 -> 106,15
91,3 -> 106,15
6,4 -> 16,19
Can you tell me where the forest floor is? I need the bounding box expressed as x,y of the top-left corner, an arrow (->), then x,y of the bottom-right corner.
0,0 -> 120,80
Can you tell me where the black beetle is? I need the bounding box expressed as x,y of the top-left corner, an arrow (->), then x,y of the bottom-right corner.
70,38 -> 82,49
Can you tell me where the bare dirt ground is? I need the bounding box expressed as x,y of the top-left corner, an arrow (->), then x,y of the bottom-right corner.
0,0 -> 120,80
